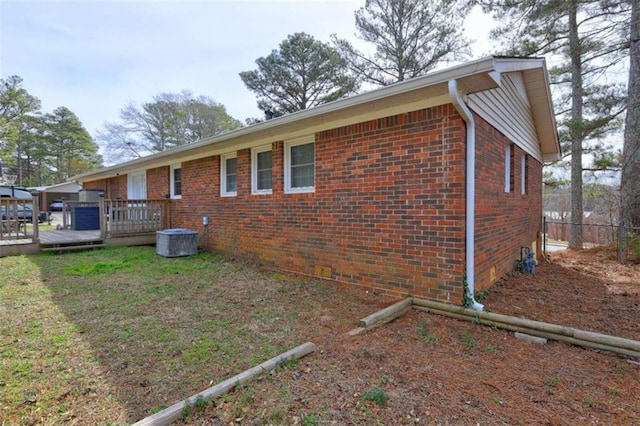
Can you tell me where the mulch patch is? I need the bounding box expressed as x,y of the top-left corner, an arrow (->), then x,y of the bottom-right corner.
184,248 -> 640,424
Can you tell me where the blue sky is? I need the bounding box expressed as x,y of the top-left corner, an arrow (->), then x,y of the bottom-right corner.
1,0 -> 494,140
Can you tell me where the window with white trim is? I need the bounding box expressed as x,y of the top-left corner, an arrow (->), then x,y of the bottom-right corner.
504,144 -> 514,193
521,155 -> 528,195
251,145 -> 273,194
221,152 -> 237,196
170,164 -> 182,199
285,140 -> 315,193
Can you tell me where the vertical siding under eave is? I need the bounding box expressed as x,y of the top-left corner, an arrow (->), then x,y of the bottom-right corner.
467,73 -> 542,162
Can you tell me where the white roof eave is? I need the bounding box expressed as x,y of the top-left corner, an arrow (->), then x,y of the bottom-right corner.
72,56 -> 559,181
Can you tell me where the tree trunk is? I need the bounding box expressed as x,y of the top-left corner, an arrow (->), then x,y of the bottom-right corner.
568,0 -> 584,249
621,0 -> 640,238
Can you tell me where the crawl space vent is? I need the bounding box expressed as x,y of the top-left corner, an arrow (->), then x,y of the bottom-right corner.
156,228 -> 198,257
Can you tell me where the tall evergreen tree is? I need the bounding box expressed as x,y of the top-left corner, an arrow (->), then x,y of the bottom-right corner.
0,75 -> 41,180
12,114 -> 45,186
43,107 -> 102,182
332,0 -> 471,86
1,76 -> 100,185
480,0 -> 630,248
0,76 -> 40,123
620,0 -> 640,233
240,32 -> 358,115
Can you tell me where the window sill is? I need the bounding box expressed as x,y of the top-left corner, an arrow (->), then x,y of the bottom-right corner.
284,187 -> 315,194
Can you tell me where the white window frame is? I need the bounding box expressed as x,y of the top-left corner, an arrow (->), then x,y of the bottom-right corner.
170,163 -> 182,199
521,155 -> 527,195
220,152 -> 238,197
251,145 -> 273,195
127,171 -> 147,199
284,139 -> 315,194
504,145 -> 512,193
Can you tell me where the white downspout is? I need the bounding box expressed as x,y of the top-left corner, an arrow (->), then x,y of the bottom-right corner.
448,79 -> 484,311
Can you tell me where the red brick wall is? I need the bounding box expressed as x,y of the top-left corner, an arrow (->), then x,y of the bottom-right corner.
147,166 -> 169,199
474,115 -> 543,290
85,105 -> 543,302
82,180 -> 105,191
171,105 -> 469,302
82,176 -> 126,199
111,175 -> 127,199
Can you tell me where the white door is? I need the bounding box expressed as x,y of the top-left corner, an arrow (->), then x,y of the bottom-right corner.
127,172 -> 147,221
127,171 -> 147,200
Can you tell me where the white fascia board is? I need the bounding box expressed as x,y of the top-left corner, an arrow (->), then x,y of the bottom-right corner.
543,152 -> 562,162
29,182 -> 82,193
492,57 -> 546,73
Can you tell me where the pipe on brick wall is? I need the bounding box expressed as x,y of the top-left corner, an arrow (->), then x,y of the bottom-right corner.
448,79 -> 484,311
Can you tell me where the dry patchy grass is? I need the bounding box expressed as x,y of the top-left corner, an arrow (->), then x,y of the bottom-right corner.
0,246 -> 390,423
2,246 -> 639,425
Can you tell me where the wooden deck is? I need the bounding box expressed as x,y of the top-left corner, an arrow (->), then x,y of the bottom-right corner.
1,198 -> 169,256
39,229 -> 105,253
38,229 -> 157,253
40,229 -> 102,245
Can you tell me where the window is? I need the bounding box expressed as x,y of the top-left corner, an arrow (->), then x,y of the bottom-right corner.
170,164 -> 182,199
285,139 -> 315,193
251,145 -> 273,194
521,155 -> 528,195
221,153 -> 237,196
504,144 -> 514,193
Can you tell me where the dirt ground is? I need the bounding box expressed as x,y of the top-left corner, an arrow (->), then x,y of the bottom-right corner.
186,247 -> 640,425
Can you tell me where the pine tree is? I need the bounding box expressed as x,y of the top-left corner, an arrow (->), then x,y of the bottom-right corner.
480,0 -> 630,248
620,0 -> 640,234
43,107 -> 102,182
240,32 -> 358,115
0,75 -> 41,182
332,0 -> 471,86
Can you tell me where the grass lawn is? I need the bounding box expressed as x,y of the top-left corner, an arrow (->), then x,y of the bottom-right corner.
3,246 -> 639,424
0,246 -> 387,424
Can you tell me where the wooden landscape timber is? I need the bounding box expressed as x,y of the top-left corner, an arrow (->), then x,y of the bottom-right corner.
132,342 -> 317,426
358,297 -> 413,329
413,298 -> 640,359
350,296 -> 640,359
133,292 -> 640,425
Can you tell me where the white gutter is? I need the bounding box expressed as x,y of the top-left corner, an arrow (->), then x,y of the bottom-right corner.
448,79 -> 484,311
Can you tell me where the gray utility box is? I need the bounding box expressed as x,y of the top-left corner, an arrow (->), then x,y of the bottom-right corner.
79,189 -> 104,202
156,228 -> 198,257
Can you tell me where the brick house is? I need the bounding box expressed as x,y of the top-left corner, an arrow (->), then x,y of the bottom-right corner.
74,56 -> 559,307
